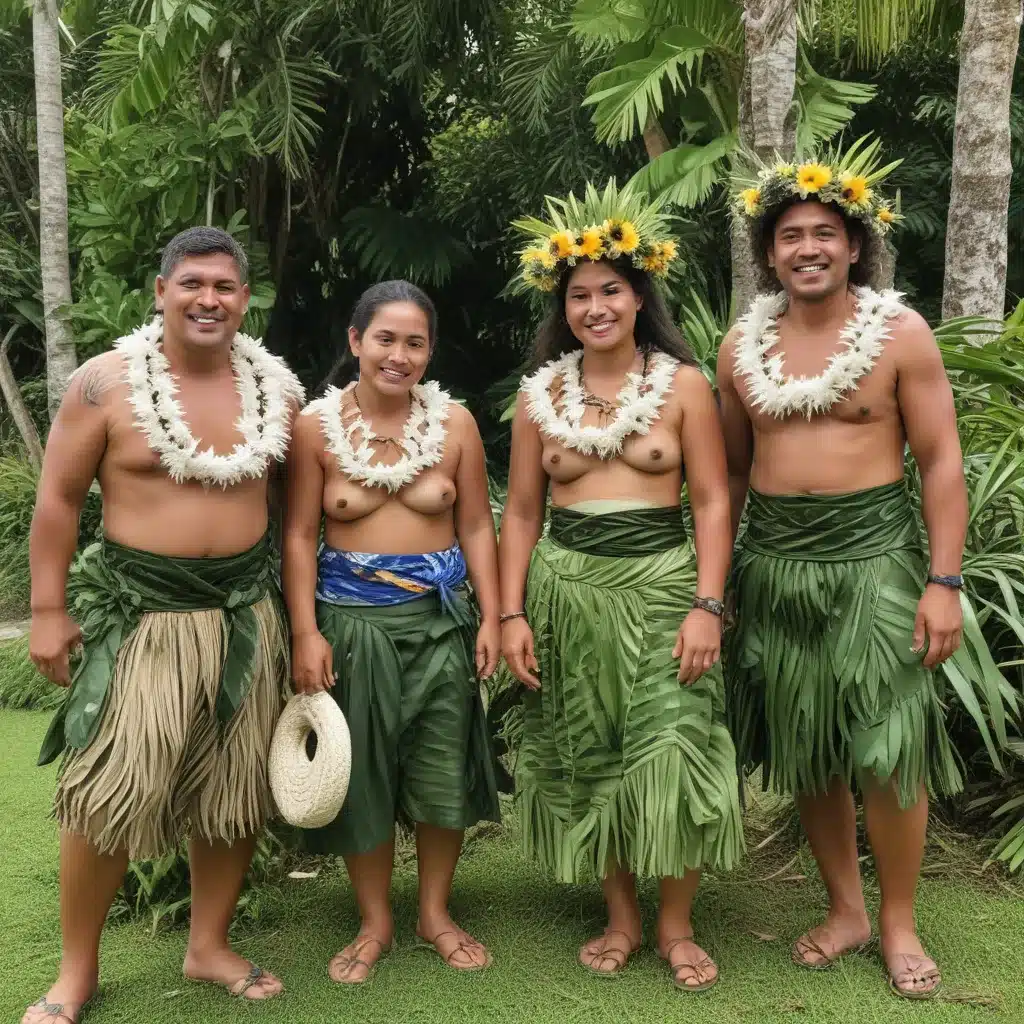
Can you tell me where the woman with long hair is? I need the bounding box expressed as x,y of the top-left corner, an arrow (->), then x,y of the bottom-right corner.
499,182 -> 743,991
283,280 -> 501,984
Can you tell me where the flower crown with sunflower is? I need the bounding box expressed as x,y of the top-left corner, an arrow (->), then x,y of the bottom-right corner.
511,179 -> 681,294
731,135 -> 904,236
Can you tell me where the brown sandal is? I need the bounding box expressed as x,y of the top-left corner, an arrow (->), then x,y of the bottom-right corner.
578,929 -> 640,977
887,952 -> 942,1000
328,936 -> 391,985
661,936 -> 719,992
23,995 -> 94,1024
415,929 -> 492,972
792,931 -> 870,971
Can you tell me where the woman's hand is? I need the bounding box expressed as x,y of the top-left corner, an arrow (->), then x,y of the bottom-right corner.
672,608 -> 722,685
501,617 -> 540,690
476,618 -> 501,679
291,630 -> 336,694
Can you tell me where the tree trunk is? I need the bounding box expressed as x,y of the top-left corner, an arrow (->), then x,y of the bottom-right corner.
32,0 -> 78,419
731,0 -> 798,319
941,0 -> 1022,323
642,113 -> 671,161
0,328 -> 45,470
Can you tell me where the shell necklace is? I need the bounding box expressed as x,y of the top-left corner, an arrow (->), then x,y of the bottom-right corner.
303,379 -> 450,492
116,316 -> 305,487
733,285 -> 906,418
520,348 -> 678,459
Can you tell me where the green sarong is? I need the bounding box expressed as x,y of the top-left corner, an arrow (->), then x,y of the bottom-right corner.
38,535 -> 279,766
305,589 -> 500,856
517,506 -> 744,883
727,481 -> 1008,808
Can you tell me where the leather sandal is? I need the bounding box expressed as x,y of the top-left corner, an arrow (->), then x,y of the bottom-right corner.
23,994 -> 94,1024
661,936 -> 719,992
415,929 -> 492,972
887,952 -> 942,1000
329,935 -> 392,985
578,929 -> 640,977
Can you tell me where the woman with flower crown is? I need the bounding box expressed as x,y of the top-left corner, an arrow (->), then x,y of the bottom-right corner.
499,181 -> 742,991
282,280 -> 501,984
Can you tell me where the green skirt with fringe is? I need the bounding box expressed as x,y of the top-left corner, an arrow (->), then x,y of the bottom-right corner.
727,482 -> 968,808
517,506 -> 744,883
305,589 -> 500,856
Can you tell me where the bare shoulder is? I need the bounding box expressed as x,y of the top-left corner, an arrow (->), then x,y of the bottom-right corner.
65,350 -> 126,408
672,362 -> 713,399
294,401 -> 329,452
888,307 -> 945,370
715,326 -> 742,378
446,400 -> 483,445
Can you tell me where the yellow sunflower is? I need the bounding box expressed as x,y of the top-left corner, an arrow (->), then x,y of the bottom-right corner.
796,163 -> 832,194
520,247 -> 555,268
839,173 -> 872,208
774,162 -> 796,179
741,187 -> 762,216
660,239 -> 678,262
548,231 -> 575,260
575,227 -> 604,260
602,218 -> 641,254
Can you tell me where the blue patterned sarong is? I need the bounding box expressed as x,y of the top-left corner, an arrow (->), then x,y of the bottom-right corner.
316,543 -> 468,619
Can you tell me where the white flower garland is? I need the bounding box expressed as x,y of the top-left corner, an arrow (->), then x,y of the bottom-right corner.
521,349 -> 679,459
733,285 -> 907,419
303,380 -> 450,493
116,317 -> 305,487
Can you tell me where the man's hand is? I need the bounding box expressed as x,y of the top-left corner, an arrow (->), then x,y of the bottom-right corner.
673,608 -> 722,684
291,630 -> 336,694
29,609 -> 83,686
912,584 -> 963,669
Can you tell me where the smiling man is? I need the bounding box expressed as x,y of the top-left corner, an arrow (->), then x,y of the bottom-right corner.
717,152 -> 972,1000
24,228 -> 304,1023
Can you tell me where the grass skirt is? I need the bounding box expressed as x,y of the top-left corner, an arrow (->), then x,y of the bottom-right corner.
517,507 -> 744,883
727,482 -> 981,808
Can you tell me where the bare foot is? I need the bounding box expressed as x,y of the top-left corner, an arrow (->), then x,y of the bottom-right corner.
882,926 -> 941,999
579,927 -> 641,976
416,918 -> 492,971
328,932 -> 392,984
660,935 -> 719,991
183,946 -> 283,999
792,910 -> 872,969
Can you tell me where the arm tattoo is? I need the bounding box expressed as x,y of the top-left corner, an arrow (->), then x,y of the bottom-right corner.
76,362 -> 114,407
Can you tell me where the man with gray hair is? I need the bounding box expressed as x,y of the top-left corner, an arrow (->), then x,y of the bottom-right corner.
24,227 -> 303,1022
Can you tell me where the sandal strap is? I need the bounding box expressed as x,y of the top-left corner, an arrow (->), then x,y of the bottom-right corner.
587,929 -> 637,968
664,936 -> 715,981
230,966 -> 265,998
27,998 -> 77,1024
890,954 -> 940,982
794,932 -> 834,965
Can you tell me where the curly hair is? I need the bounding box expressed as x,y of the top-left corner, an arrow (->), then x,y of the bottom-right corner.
529,256 -> 697,370
749,196 -> 890,294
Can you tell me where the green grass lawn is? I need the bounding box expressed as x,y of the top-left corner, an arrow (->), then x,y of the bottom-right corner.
2,707 -> 1022,1024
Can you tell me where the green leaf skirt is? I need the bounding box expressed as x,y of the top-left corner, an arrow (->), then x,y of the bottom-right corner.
726,481 -> 1011,808
517,506 -> 744,883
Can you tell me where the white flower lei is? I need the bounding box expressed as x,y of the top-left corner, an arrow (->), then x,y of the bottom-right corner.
116,317 -> 305,487
520,349 -> 679,459
303,380 -> 450,493
733,285 -> 907,419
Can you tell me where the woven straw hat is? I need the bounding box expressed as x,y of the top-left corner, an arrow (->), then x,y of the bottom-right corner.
269,692 -> 352,829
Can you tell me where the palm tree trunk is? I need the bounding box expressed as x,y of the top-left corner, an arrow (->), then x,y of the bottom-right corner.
0,328 -> 44,470
941,0 -> 1022,323
32,0 -> 78,419
732,0 -> 797,318
642,113 -> 671,161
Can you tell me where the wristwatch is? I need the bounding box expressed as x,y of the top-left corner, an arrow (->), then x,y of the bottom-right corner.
692,596 -> 725,617
927,573 -> 964,590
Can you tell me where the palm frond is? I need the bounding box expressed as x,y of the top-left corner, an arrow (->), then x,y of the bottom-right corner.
628,131 -> 738,207
570,0 -> 649,45
794,61 -> 876,149
582,25 -> 715,144
339,207 -> 471,287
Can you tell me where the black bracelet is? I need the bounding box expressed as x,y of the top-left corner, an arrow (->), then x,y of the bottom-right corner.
927,573 -> 964,590
692,596 -> 725,617
500,611 -> 527,624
